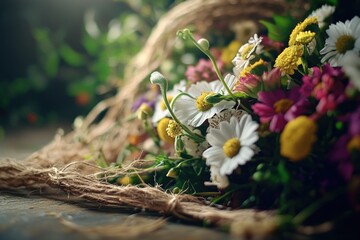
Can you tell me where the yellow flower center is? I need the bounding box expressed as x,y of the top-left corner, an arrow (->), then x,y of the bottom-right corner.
296,31 -> 316,45
160,96 -> 174,110
273,99 -> 294,113
335,35 -> 355,54
166,120 -> 182,138
347,135 -> 360,152
196,92 -> 214,111
223,138 -> 241,158
280,116 -> 317,161
157,118 -> 175,144
241,44 -> 255,59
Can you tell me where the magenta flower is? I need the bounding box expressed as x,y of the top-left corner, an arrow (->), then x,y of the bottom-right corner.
301,64 -> 347,116
185,59 -> 224,83
252,87 -> 308,132
329,107 -> 360,181
329,134 -> 354,181
350,107 -> 360,136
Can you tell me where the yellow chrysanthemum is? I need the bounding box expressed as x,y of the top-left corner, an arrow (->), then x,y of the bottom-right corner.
157,118 -> 175,144
280,116 -> 317,161
240,59 -> 265,77
274,45 -> 304,75
289,17 -> 318,46
296,31 -> 316,45
221,40 -> 242,65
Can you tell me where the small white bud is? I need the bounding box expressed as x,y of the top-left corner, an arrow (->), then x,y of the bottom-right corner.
197,38 -> 210,51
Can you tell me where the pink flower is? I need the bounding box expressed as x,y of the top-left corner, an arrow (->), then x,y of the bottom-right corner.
185,59 -> 224,83
262,68 -> 282,90
301,64 -> 347,116
233,73 -> 261,98
261,35 -> 284,53
252,87 -> 308,132
234,68 -> 282,98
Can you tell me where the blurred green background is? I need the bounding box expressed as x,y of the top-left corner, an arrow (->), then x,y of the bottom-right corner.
0,0 -> 181,135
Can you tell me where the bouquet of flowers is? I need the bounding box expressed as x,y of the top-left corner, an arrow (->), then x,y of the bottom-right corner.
111,2 -> 360,236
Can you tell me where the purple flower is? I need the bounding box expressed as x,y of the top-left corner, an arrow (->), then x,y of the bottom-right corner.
252,87 -> 308,132
132,89 -> 157,112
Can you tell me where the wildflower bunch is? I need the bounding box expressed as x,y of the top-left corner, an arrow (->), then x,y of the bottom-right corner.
114,3 -> 360,234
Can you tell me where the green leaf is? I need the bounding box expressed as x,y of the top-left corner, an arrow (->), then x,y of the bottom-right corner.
33,28 -> 59,77
60,44 -> 86,67
83,34 -> 100,56
273,15 -> 294,29
260,14 -> 297,42
67,76 -> 97,96
259,20 -> 284,42
91,61 -> 111,82
43,51 -> 59,77
277,161 -> 290,183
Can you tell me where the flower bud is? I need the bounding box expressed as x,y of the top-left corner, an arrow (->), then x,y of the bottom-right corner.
136,103 -> 153,120
197,38 -> 210,51
166,168 -> 177,178
150,71 -> 166,86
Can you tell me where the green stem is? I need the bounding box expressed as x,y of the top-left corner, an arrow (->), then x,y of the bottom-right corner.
143,119 -> 161,149
161,81 -> 205,143
187,33 -> 235,99
171,92 -> 194,109
292,187 -> 345,226
237,100 -> 252,114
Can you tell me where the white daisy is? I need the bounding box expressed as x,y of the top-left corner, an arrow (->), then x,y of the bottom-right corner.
173,75 -> 236,127
205,165 -> 230,189
232,34 -> 263,77
308,4 -> 335,29
320,16 -> 360,66
180,128 -> 209,158
202,114 -> 259,176
341,51 -> 360,91
152,80 -> 186,125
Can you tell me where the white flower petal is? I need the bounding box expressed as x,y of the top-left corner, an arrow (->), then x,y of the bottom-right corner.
238,146 -> 255,164
202,113 -> 259,187
321,16 -> 360,66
